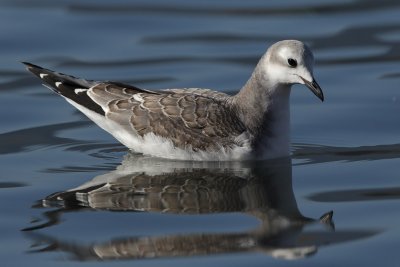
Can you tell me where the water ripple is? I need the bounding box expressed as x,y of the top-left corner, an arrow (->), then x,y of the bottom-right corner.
293,143 -> 400,165
0,121 -> 91,154
67,1 -> 400,16
308,187 -> 400,202
0,182 -> 27,188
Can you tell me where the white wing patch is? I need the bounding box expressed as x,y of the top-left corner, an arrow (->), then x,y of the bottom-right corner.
74,88 -> 88,95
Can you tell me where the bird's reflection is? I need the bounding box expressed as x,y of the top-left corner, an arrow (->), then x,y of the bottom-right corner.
24,154 -> 376,261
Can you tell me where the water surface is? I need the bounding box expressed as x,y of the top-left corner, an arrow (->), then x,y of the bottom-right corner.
1,0 -> 400,266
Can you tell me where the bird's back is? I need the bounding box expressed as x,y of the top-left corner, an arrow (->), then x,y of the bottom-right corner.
24,63 -> 250,160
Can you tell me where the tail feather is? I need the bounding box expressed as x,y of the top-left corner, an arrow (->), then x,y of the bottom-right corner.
23,62 -> 104,115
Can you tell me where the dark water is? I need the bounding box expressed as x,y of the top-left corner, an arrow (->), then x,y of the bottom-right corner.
1,0 -> 400,266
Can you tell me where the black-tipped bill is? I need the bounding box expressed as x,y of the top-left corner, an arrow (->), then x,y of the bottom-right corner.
300,77 -> 324,102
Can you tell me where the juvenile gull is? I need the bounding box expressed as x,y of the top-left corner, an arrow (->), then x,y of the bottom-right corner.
23,40 -> 323,161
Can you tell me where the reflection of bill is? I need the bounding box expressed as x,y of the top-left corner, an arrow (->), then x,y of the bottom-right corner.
24,154 -> 377,261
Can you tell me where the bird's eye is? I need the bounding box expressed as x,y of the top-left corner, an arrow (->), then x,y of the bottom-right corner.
287,58 -> 297,67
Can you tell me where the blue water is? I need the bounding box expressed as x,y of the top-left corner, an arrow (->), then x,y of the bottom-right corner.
1,0 -> 400,266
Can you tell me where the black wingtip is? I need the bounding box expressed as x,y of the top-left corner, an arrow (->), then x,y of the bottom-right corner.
21,61 -> 41,69
21,62 -> 46,78
23,62 -> 105,115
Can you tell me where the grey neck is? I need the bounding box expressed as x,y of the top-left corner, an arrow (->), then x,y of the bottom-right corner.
231,69 -> 292,158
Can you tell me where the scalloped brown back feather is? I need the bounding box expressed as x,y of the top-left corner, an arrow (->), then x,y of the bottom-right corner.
87,83 -> 246,151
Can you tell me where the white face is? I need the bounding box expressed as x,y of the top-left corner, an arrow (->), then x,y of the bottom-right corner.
263,40 -> 324,101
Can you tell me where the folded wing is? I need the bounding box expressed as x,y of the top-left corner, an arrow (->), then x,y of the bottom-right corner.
88,83 -> 245,151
